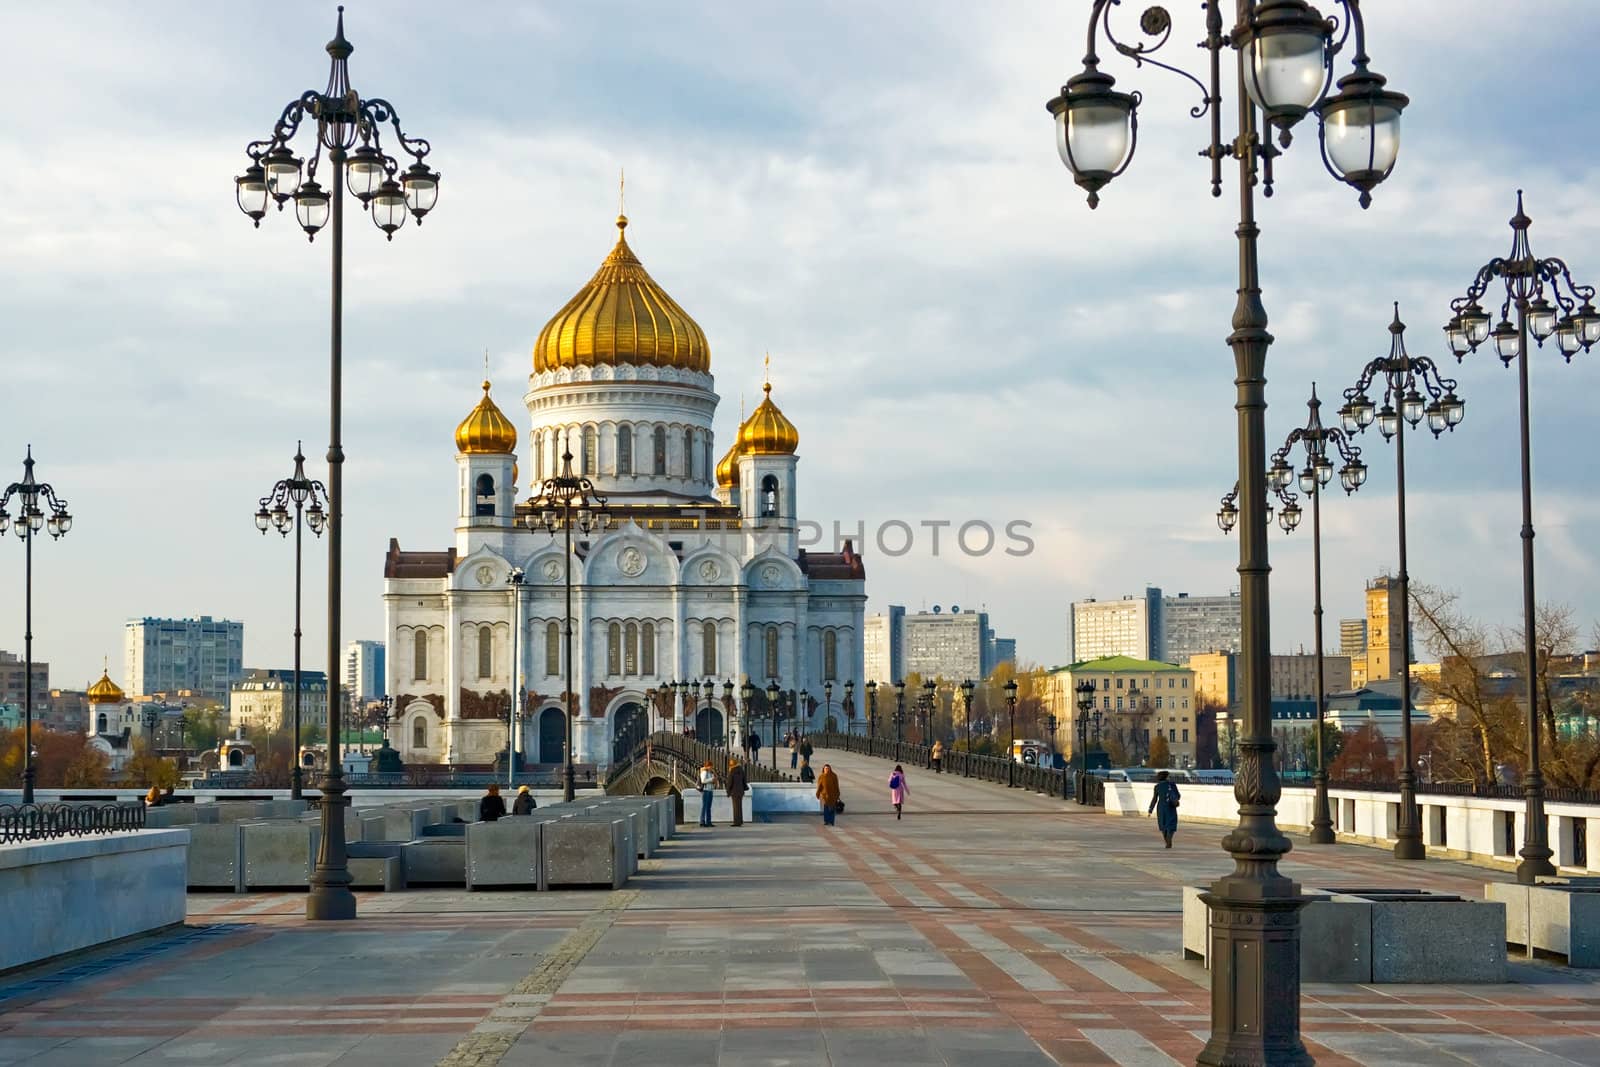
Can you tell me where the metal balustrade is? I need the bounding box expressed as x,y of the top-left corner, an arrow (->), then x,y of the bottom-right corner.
813,732 -> 1083,803
0,802 -> 147,843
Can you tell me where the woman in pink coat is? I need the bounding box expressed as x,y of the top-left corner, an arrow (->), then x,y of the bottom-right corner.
888,764 -> 909,820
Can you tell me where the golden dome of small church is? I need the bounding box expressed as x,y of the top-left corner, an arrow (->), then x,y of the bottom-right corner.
385,207 -> 867,772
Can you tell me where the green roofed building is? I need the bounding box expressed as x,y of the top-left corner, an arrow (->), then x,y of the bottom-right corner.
1045,655 -> 1196,768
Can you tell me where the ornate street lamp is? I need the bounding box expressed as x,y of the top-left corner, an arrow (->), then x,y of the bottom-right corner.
1003,678 -> 1019,787
764,679 -> 781,770
0,447 -> 71,805
1075,679 -> 1098,804
866,680 -> 879,742
1223,387 -> 1366,842
255,443 -> 328,801
526,447 -> 610,802
235,7 -> 440,923
1047,4 -> 1407,1056
843,680 -> 855,735
143,706 -> 160,750
893,680 -> 907,749
824,679 -> 834,735
960,678 -> 976,775
506,567 -> 526,786
1340,305 -> 1464,862
723,680 -> 736,750
921,678 -> 937,763
1445,192 -> 1597,885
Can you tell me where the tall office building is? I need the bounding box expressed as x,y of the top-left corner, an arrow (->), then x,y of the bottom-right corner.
863,607 -> 904,685
123,617 -> 244,700
344,640 -> 386,703
0,650 -> 49,715
902,606 -> 989,681
1070,588 -> 1161,661
1161,591 -> 1242,662
1338,618 -> 1367,658
991,637 -> 1017,670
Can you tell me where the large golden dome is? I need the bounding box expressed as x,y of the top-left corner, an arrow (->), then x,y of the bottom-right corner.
738,382 -> 799,455
533,216 -> 710,374
87,670 -> 125,705
455,380 -> 518,455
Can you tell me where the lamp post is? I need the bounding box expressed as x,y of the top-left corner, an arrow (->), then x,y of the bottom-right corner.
371,696 -> 391,748
866,681 -> 879,741
506,566 -> 526,786
1223,389 -> 1368,842
670,680 -> 684,733
526,447 -> 610,802
843,680 -> 854,736
1075,679 -> 1099,805
1445,192 -> 1598,884
723,680 -> 736,751
960,678 -> 976,775
143,706 -> 159,751
254,443 -> 328,801
1126,683 -> 1142,765
1047,3 -> 1406,1059
1003,678 -> 1018,787
699,680 -> 714,745
0,448 -> 71,805
764,679 -> 781,770
893,680 -> 906,746
1340,305 -> 1464,861
921,678 -> 936,764
824,679 -> 833,735
235,7 -> 441,922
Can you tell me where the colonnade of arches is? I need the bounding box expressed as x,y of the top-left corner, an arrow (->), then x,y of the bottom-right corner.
529,422 -> 714,484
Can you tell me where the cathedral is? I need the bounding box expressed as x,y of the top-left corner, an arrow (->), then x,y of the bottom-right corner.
383,212 -> 868,769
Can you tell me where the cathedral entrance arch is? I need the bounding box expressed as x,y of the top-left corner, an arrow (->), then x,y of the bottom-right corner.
612,702 -> 647,763
694,706 -> 724,745
537,707 -> 566,764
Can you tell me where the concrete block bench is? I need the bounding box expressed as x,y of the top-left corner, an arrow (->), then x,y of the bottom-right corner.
348,855 -> 403,891
542,817 -> 628,889
242,822 -> 316,890
1184,885 -> 1506,982
187,824 -> 245,891
466,818 -> 544,890
399,838 -> 466,886
1486,881 -> 1600,967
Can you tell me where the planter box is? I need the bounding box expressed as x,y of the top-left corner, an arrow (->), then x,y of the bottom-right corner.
466,818 -> 543,890
1486,882 -> 1600,967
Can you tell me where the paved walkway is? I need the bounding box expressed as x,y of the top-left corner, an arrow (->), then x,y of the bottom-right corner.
1,749 -> 1597,1066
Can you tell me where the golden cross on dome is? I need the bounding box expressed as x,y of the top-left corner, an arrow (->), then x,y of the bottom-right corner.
619,168 -> 625,215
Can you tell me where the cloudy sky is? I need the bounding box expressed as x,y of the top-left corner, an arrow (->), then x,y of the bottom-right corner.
3,1 -> 1598,689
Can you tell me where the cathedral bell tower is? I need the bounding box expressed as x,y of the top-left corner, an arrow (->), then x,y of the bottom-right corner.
736,381 -> 800,556
453,379 -> 518,555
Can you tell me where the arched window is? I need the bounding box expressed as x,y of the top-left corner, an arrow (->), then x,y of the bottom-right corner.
533,435 -> 543,483
765,626 -> 780,680
474,473 -> 495,516
96,712 -> 107,733
761,474 -> 780,518
545,621 -> 560,676
823,630 -> 838,682
624,622 -> 639,676
683,428 -> 694,478
617,425 -> 633,476
478,625 -> 492,678
653,426 -> 667,475
703,439 -> 713,481
641,622 -> 656,676
607,622 -> 621,676
583,425 -> 598,476
413,630 -> 428,681
412,717 -> 428,749
701,620 -> 717,676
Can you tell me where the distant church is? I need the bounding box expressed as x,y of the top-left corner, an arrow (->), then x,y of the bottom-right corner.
383,212 -> 867,769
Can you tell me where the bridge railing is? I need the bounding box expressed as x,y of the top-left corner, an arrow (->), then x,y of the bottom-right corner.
0,801 -> 147,844
609,731 -> 798,789
813,731 -> 1084,803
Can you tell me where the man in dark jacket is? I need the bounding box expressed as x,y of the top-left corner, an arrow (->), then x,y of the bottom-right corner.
726,758 -> 749,827
479,783 -> 507,822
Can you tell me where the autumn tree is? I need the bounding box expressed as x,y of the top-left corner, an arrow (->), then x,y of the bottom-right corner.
0,728 -> 111,789
1328,722 -> 1394,783
1146,733 -> 1171,769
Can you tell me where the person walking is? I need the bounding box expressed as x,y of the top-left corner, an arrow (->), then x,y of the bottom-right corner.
727,757 -> 749,827
888,764 -> 909,820
699,761 -> 716,827
799,756 -> 815,783
799,736 -> 814,766
479,783 -> 507,822
789,733 -> 799,770
816,762 -> 841,827
930,739 -> 944,774
749,733 -> 761,764
1148,770 -> 1181,848
512,784 -> 536,815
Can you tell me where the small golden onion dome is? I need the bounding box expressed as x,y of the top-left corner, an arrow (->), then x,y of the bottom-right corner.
533,215 -> 710,374
738,382 -> 799,455
455,380 -> 518,455
715,440 -> 743,489
87,671 -> 125,705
